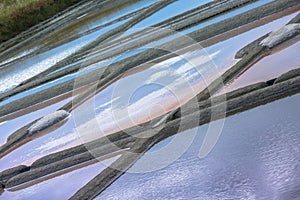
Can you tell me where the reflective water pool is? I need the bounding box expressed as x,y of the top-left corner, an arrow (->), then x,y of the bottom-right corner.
98,94 -> 300,200
220,40 -> 300,93
1,156 -> 120,200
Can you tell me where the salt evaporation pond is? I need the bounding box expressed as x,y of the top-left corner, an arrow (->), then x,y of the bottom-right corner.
0,9 -> 297,173
97,94 -> 300,200
0,1 -> 299,199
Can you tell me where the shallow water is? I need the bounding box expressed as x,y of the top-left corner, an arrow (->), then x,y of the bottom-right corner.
0,47 -> 39,66
97,93 -> 300,200
41,0 -> 210,71
0,59 -> 110,107
219,40 -> 300,93
181,0 -> 274,35
87,0 -> 276,64
1,156 -> 120,200
131,0 -> 211,29
0,42 -> 84,93
0,97 -> 74,170
72,49 -> 219,144
46,0 -> 158,44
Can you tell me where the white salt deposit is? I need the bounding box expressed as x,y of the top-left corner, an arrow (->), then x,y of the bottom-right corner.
28,110 -> 70,135
0,121 -> 7,126
260,23 -> 300,48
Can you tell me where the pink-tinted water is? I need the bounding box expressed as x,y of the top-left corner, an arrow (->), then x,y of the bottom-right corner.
218,40 -> 300,94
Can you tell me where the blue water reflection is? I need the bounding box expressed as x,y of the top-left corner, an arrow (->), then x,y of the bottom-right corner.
98,94 -> 300,200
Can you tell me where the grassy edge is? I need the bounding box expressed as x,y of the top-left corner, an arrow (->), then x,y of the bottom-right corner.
0,0 -> 82,43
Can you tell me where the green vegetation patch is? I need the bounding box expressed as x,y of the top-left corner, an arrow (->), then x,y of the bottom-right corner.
0,0 -> 82,43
